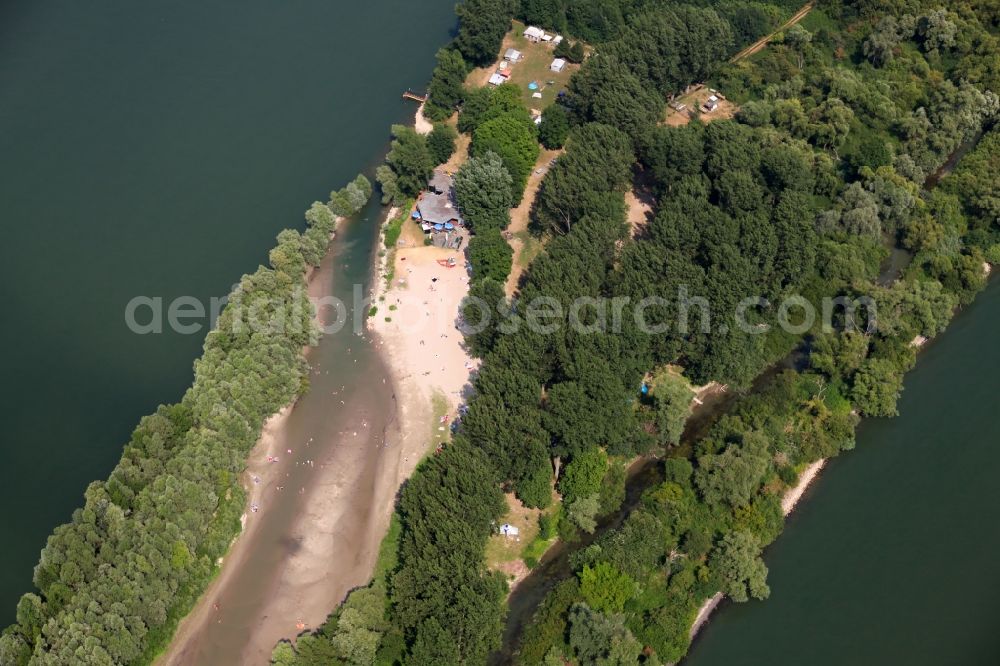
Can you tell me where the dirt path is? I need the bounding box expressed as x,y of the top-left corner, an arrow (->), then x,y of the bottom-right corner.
729,3 -> 814,63
625,188 -> 654,237
504,148 -> 562,296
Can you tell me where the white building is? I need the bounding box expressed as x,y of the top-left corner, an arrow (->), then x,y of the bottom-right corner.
524,26 -> 545,43
504,48 -> 523,62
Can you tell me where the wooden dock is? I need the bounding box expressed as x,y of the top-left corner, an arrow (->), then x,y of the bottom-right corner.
402,90 -> 428,103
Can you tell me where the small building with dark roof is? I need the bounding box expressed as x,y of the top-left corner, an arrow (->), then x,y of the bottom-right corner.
429,169 -> 453,195
417,192 -> 463,227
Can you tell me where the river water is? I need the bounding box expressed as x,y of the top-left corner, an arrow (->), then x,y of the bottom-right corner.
685,278 -> 1000,665
0,0 -> 455,625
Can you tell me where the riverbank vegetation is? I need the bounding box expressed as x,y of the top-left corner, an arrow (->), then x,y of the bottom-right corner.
267,0 -> 997,663
0,176 -> 372,664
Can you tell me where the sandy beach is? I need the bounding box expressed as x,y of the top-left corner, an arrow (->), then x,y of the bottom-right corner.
156,198 -> 481,664
688,458 -> 828,642
369,235 -> 478,432
413,102 -> 434,135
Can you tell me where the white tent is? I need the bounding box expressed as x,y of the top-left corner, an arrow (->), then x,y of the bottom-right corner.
500,523 -> 520,537
550,58 -> 567,73
524,26 -> 545,42
488,72 -> 506,86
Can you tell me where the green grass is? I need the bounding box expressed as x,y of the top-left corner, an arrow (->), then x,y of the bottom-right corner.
430,390 -> 451,451
521,535 -> 553,569
515,230 -> 544,267
373,514 -> 402,584
491,20 -> 579,109
799,7 -> 837,34
383,199 -> 413,250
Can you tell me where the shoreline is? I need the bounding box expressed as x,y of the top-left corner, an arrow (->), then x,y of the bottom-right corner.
154,221 -> 346,665
687,459 -> 827,645
162,94 -> 477,663
683,268 -> 997,652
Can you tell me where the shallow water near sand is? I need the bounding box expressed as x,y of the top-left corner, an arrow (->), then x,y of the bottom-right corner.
685,278 -> 1000,665
165,201 -> 400,665
0,0 -> 455,628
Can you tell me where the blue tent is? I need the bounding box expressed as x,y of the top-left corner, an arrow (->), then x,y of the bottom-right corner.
527,82 -> 539,90
444,222 -> 455,230
412,211 -> 421,219
640,383 -> 649,395
434,224 -> 444,231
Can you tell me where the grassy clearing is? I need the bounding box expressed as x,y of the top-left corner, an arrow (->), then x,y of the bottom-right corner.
373,514 -> 402,584
382,200 -> 416,288
514,230 -> 544,268
485,493 -> 544,568
664,87 -> 739,127
383,200 -> 414,250
429,390 -> 451,452
467,20 -> 580,111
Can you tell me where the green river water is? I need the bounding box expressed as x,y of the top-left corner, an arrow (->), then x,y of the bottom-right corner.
0,0 -> 455,626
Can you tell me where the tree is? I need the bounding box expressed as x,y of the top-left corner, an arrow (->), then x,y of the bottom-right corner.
567,494 -> 601,533
426,48 -> 468,120
919,8 -> 958,54
568,604 -> 643,665
863,16 -> 903,67
385,125 -> 433,199
811,330 -> 870,382
578,563 -> 636,612
455,0 -> 514,67
554,37 -> 571,59
566,56 -> 663,138
329,174 -> 373,216
270,640 -> 297,666
727,3 -> 779,44
783,24 -> 813,69
427,123 -> 458,165
460,278 -> 510,358
852,357 -> 905,417
376,164 -> 400,205
558,448 -> 607,503
535,123 -> 634,234
471,112 -> 540,195
826,183 -> 882,238
468,228 -> 514,283
710,531 -> 770,602
695,433 -> 770,508
409,617 -> 460,665
651,372 -> 693,448
538,104 -> 570,149
454,151 -> 515,230
330,587 -> 386,664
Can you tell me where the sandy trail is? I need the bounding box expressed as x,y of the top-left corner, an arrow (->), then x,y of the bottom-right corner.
414,103 -> 433,135
504,148 -> 562,295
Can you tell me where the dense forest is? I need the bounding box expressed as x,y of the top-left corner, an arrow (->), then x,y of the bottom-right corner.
5,0 -> 997,662
278,0 -> 997,664
0,176 -> 373,664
